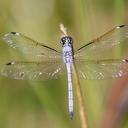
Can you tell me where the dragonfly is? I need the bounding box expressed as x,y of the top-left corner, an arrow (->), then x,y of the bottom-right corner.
1,24 -> 128,119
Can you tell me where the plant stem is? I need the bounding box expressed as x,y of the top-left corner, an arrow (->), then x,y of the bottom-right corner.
72,63 -> 88,128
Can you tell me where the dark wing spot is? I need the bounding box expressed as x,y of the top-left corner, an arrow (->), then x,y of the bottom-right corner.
11,32 -> 17,35
6,62 -> 12,66
124,59 -> 128,63
119,25 -> 125,28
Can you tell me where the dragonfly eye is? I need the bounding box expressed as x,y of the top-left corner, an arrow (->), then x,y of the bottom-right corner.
60,36 -> 73,46
68,37 -> 73,44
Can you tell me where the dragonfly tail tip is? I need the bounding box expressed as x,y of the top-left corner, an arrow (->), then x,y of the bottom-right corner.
70,112 -> 74,120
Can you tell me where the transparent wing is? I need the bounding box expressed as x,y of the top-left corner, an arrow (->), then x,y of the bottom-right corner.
2,32 -> 62,60
1,59 -> 65,81
75,59 -> 128,79
74,25 -> 128,60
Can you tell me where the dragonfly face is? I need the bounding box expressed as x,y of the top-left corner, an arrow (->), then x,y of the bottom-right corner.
60,36 -> 73,47
61,36 -> 74,64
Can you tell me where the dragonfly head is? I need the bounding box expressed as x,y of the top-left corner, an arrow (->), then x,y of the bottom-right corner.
60,36 -> 73,46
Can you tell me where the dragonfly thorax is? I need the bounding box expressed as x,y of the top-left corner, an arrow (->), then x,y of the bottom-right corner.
60,36 -> 73,47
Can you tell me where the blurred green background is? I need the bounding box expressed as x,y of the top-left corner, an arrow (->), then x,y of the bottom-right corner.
0,0 -> 128,128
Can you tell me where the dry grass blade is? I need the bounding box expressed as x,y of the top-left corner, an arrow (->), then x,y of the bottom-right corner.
72,63 -> 88,128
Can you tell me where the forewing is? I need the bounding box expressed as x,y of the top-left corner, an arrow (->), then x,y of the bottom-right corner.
75,59 -> 128,79
1,59 -> 65,81
74,25 -> 128,60
2,32 -> 62,60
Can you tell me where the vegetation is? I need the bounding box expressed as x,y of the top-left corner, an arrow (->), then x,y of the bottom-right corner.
0,0 -> 128,128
